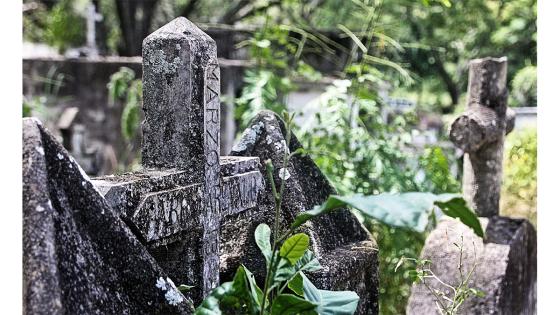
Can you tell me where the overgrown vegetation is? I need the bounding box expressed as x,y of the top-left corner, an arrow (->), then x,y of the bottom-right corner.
501,128 -> 537,227
107,66 -> 142,172
396,235 -> 485,315
195,112 -> 483,314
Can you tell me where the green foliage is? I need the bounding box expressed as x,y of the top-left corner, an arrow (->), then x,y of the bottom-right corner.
501,128 -> 537,226
196,113 -> 360,315
511,65 -> 537,107
107,67 -> 142,142
43,0 -> 86,53
418,146 -> 461,194
396,236 -> 485,315
291,193 -> 483,238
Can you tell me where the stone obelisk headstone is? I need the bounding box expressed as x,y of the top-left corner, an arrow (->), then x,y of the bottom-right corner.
407,57 -> 536,314
93,17 -> 264,303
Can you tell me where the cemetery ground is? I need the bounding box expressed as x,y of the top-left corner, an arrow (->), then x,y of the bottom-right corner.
21,1 -> 537,314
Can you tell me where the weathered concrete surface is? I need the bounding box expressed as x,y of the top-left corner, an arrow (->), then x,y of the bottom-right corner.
22,118 -> 194,314
91,18 -> 265,304
450,57 -> 510,217
142,17 -> 219,172
228,110 -> 379,315
92,156 -> 264,303
407,217 -> 537,314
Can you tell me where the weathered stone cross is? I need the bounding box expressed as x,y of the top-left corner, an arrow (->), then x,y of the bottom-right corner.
92,17 -> 264,302
449,57 -> 515,217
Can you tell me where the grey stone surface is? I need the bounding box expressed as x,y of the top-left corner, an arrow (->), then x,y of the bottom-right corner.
23,118 -> 194,314
93,17 -> 265,304
141,16 -> 218,173
228,110 -> 379,315
449,57 -> 512,217
407,217 -> 537,315
408,57 -> 536,314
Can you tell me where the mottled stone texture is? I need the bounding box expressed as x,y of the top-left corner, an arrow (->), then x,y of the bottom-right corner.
142,17 -> 218,174
92,157 -> 264,303
228,110 -> 379,315
93,17 -> 264,304
407,217 -> 537,314
450,57 -> 510,217
23,118 -> 194,314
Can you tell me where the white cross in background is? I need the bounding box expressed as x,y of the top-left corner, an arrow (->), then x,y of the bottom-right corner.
85,2 -> 103,56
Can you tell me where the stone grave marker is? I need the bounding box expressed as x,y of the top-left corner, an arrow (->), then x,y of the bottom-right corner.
227,110 -> 379,314
92,17 -> 264,303
407,57 -> 537,314
23,118 -> 194,314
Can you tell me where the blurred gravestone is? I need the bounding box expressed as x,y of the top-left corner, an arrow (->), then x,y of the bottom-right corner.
407,57 -> 537,314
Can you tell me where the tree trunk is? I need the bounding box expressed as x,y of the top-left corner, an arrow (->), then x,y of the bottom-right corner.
115,0 -> 159,56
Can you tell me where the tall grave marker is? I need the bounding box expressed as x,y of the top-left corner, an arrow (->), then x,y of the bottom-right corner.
93,17 -> 264,303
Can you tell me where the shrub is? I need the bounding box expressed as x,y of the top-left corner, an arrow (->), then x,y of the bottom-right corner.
510,65 -> 537,107
501,128 -> 537,226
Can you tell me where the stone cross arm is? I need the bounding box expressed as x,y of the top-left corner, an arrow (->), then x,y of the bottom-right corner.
93,157 -> 264,246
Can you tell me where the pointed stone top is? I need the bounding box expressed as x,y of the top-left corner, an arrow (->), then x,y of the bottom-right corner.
144,17 -> 214,45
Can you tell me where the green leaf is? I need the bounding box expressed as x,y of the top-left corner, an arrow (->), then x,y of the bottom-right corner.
255,223 -> 272,264
280,233 -> 310,265
243,265 -> 265,313
195,265 -> 255,314
301,273 -> 359,315
337,24 -> 367,53
434,196 -> 484,238
291,193 -> 484,238
295,250 -> 322,272
271,294 -> 318,315
271,257 -> 297,290
288,272 -> 304,296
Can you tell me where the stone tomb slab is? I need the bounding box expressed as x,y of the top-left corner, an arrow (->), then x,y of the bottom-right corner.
23,118 -> 194,314
93,156 -> 263,245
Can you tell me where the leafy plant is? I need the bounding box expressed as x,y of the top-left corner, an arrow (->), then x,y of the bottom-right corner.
195,112 -> 360,315
510,65 -> 537,107
196,112 -> 483,314
107,67 -> 142,142
501,128 -> 537,227
396,236 -> 485,315
43,0 -> 86,53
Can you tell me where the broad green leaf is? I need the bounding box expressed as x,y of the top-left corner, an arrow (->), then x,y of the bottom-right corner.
195,265 -> 254,315
271,294 -> 318,315
295,250 -> 322,272
255,223 -> 272,264
291,193 -> 484,238
280,233 -> 310,265
288,272 -> 304,296
271,257 -> 297,291
301,273 -> 359,315
434,196 -> 484,238
243,266 -> 265,313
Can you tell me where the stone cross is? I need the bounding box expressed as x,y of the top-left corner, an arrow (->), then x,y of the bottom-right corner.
84,2 -> 103,56
449,57 -> 515,217
92,17 -> 264,303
